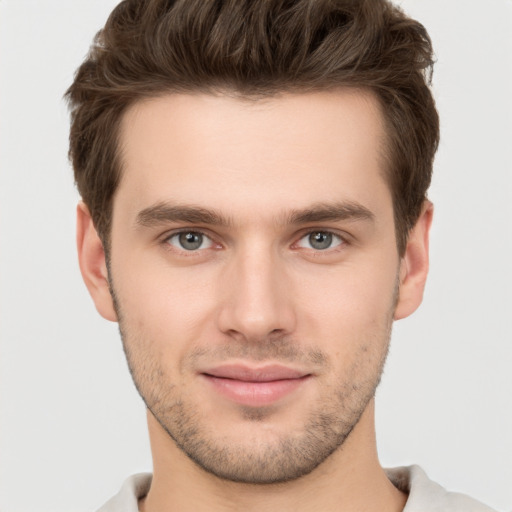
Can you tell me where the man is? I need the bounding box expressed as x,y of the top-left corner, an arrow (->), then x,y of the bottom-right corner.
66,0 -> 497,510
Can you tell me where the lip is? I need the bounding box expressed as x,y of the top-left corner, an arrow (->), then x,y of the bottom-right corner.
200,364 -> 311,407
203,364 -> 308,382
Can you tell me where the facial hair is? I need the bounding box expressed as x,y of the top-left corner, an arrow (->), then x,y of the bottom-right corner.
110,279 -> 397,484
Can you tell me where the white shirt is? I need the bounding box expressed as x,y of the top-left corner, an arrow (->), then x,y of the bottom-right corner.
97,465 -> 498,511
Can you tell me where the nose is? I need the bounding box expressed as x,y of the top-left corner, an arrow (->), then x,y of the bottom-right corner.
217,244 -> 297,342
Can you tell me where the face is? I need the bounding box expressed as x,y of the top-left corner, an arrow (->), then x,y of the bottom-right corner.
85,90 -> 423,484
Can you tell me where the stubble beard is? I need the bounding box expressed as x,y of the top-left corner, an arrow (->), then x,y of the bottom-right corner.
110,281 -> 396,485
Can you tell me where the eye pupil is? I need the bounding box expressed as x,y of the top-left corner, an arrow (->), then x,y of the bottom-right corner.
309,231 -> 332,250
179,232 -> 203,250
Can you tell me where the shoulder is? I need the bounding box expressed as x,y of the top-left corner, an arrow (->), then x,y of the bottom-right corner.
386,465 -> 499,512
96,473 -> 152,512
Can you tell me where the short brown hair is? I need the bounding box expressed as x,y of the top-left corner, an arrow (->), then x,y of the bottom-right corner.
66,0 -> 439,255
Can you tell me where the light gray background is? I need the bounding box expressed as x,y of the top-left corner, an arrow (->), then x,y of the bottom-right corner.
1,1 -> 511,511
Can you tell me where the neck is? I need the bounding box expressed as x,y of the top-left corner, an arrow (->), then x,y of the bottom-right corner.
139,401 -> 407,512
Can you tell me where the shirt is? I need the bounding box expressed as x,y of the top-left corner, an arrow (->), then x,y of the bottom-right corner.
97,465 -> 498,511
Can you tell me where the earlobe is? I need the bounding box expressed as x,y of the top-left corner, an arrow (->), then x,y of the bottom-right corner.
394,200 -> 433,320
76,202 -> 118,322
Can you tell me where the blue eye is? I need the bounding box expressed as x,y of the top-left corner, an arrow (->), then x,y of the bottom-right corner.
297,231 -> 344,250
166,231 -> 213,251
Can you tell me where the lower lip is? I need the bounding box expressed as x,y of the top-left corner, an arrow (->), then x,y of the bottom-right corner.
202,374 -> 310,407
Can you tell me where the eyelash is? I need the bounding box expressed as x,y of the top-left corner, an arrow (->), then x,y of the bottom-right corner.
161,228 -> 349,254
162,229 -> 219,253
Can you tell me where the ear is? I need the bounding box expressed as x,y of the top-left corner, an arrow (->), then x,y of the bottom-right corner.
76,202 -> 118,322
394,201 -> 433,320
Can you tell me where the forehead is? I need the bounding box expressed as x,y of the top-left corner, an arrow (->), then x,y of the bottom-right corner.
115,90 -> 391,223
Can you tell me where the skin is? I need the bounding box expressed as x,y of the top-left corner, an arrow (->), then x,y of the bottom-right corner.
77,90 -> 432,512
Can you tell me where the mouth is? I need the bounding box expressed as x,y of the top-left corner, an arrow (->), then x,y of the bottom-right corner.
200,364 -> 312,407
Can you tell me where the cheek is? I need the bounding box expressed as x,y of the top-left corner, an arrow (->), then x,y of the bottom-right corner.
112,256 -> 220,350
294,259 -> 398,349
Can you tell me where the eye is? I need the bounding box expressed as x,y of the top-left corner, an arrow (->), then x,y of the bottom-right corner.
166,231 -> 214,251
296,231 -> 344,251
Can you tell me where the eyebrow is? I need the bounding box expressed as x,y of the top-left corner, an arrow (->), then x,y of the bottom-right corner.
136,203 -> 232,228
286,201 -> 375,225
135,200 -> 375,229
